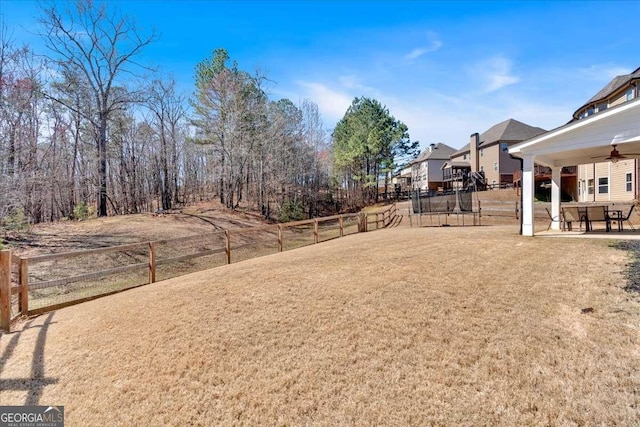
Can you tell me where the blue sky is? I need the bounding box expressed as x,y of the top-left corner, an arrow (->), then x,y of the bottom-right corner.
2,0 -> 639,151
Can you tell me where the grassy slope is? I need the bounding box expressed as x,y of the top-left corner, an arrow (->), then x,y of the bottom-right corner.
1,225 -> 639,425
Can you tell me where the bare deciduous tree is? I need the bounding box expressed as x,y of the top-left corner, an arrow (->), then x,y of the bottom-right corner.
38,0 -> 157,216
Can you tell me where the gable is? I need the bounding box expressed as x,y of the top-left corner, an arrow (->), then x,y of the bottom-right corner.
478,119 -> 546,148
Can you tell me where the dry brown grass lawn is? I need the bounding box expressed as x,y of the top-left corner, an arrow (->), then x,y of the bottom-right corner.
2,225 -> 640,425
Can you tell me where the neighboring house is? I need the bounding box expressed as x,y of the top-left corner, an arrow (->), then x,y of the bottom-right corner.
411,143 -> 457,191
391,164 -> 413,194
449,119 -> 547,189
573,66 -> 640,202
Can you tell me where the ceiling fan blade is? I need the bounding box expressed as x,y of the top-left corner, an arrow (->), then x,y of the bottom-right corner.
588,144 -> 640,160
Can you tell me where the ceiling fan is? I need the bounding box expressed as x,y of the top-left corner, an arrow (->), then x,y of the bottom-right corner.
591,144 -> 640,163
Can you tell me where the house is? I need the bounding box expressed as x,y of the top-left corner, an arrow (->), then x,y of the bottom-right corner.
391,164 -> 413,195
410,143 -> 457,191
449,119 -> 548,189
509,93 -> 640,236
572,66 -> 640,202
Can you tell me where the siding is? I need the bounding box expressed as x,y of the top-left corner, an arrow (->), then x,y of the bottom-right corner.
610,91 -> 628,108
498,145 -> 522,182
428,159 -> 448,184
610,159 -> 635,201
478,145 -> 500,185
578,160 -> 636,202
479,143 -> 521,186
450,152 -> 469,164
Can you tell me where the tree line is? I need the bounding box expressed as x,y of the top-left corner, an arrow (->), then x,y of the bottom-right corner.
0,1 -> 417,231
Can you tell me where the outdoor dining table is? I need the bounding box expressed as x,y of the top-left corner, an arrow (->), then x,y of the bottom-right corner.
608,209 -> 625,232
563,205 -> 623,232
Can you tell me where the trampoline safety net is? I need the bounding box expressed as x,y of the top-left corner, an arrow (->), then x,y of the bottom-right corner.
411,190 -> 473,213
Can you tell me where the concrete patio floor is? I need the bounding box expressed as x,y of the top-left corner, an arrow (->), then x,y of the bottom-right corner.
537,228 -> 640,240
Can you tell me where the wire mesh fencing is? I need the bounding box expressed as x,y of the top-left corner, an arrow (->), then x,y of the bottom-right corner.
1,211 -> 378,329
154,231 -> 228,282
26,243 -> 151,311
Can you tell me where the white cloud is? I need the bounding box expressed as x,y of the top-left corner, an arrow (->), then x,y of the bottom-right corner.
373,84 -> 573,154
338,75 -> 375,93
405,48 -> 428,60
295,81 -> 354,123
404,39 -> 442,60
478,56 -> 520,93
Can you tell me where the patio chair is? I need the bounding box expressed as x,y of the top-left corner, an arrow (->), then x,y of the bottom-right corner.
586,206 -> 611,232
545,207 -> 561,231
561,206 -> 583,231
620,205 -> 636,231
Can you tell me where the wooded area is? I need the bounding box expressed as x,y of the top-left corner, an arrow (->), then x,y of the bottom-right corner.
0,1 -> 415,233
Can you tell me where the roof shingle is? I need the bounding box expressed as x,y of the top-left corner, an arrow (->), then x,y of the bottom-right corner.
478,119 -> 546,147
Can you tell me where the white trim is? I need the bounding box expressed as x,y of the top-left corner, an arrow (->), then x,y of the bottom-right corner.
510,97 -> 640,155
522,155 -> 535,236
551,167 -> 561,231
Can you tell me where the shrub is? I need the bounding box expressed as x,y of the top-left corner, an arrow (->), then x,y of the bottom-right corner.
73,201 -> 90,220
279,199 -> 305,223
5,208 -> 29,232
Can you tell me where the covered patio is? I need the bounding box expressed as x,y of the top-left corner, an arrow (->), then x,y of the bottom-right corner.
509,97 -> 640,236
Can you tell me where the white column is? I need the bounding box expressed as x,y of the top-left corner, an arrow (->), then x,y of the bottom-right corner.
551,166 -> 561,230
522,154 -> 535,236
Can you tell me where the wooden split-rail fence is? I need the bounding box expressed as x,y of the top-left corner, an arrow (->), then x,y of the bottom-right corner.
0,205 -> 398,332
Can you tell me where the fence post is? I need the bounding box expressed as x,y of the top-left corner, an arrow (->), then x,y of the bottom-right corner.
278,224 -> 283,252
515,201 -> 519,219
148,242 -> 156,284
314,219 -> 319,243
225,230 -> 231,264
1,250 -> 11,332
339,216 -> 344,237
19,258 -> 28,316
358,212 -> 366,232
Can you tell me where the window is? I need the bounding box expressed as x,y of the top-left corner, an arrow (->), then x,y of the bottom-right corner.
587,106 -> 595,116
598,177 -> 609,194
596,102 -> 607,112
493,162 -> 498,171
587,179 -> 594,195
480,149 -> 484,157
480,165 -> 484,172
627,172 -> 633,192
500,142 -> 508,152
463,154 -> 467,160
627,88 -> 634,101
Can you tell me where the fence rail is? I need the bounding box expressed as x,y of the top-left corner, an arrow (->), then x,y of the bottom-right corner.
1,206 -> 396,332
365,204 -> 397,231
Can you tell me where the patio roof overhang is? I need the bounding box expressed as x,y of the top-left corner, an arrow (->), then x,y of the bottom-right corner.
508,96 -> 640,236
509,97 -> 640,167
